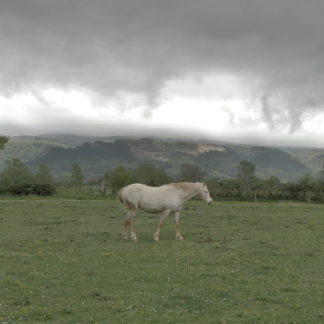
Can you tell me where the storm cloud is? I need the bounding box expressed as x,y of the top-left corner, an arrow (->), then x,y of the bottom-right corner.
1,0 -> 324,139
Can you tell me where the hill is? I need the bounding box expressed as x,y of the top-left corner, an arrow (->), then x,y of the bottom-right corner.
282,147 -> 324,177
0,135 -> 310,181
1,135 -> 321,181
0,136 -> 67,170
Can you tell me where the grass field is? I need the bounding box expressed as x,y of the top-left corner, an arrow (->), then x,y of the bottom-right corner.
0,198 -> 323,323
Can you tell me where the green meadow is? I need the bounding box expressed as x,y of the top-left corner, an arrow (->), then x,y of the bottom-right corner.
0,198 -> 323,323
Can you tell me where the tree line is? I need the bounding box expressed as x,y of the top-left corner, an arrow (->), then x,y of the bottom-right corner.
207,161 -> 324,203
0,137 -> 324,202
0,158 -> 324,202
0,159 -> 56,195
101,160 -> 324,203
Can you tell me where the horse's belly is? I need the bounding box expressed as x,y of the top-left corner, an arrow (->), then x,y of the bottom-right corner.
139,201 -> 165,213
137,191 -> 180,213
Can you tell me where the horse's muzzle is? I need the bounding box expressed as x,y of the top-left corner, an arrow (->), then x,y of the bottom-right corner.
208,200 -> 213,205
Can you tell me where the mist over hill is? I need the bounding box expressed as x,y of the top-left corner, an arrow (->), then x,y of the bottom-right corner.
1,134 -> 323,181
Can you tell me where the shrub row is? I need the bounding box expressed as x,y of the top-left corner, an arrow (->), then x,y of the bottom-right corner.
0,183 -> 56,196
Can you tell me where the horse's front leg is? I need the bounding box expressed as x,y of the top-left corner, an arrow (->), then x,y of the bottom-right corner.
174,211 -> 184,240
153,209 -> 170,242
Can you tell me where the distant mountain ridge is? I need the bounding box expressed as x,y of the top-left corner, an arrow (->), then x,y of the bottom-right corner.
1,135 -> 323,181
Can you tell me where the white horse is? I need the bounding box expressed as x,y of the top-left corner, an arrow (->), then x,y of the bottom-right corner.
117,182 -> 213,241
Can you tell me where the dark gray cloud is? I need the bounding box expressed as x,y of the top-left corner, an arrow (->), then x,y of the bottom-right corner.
1,0 -> 324,134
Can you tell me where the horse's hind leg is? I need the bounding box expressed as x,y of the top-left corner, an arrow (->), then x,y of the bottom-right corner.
122,201 -> 137,241
129,210 -> 137,241
122,215 -> 130,240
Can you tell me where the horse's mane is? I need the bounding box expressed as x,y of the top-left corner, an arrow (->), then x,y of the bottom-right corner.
169,182 -> 201,192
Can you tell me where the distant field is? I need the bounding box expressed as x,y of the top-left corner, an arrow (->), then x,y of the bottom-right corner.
0,198 -> 323,323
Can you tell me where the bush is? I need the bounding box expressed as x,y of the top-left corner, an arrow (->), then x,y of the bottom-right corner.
108,166 -> 134,193
133,163 -> 170,186
0,183 -> 56,196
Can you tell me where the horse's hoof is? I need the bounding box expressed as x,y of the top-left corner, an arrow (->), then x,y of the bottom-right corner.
122,233 -> 128,240
176,236 -> 184,240
153,234 -> 160,242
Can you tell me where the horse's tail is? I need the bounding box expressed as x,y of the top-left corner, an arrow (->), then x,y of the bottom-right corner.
117,188 -> 124,204
117,186 -> 136,211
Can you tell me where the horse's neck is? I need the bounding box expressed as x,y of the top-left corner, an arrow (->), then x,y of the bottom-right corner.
178,184 -> 201,202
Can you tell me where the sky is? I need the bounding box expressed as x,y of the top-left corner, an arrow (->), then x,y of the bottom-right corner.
1,0 -> 324,147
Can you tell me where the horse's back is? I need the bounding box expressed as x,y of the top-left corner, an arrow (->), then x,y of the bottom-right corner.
121,183 -> 152,195
122,183 -> 164,193
118,183 -> 175,212
118,183 -> 150,204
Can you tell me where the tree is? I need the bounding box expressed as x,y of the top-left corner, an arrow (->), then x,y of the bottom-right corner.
0,159 -> 56,196
35,164 -> 54,185
178,163 -> 207,182
258,176 -> 281,200
298,174 -> 315,203
320,164 -> 324,182
71,163 -> 83,187
237,161 -> 256,182
237,161 -> 256,192
133,163 -> 170,186
0,158 -> 34,188
221,178 -> 242,199
283,182 -> 299,201
109,166 -> 133,193
205,177 -> 219,199
0,135 -> 9,150
0,159 -> 34,192
100,170 -> 114,194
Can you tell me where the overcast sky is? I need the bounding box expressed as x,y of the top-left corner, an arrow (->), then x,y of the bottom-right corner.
1,0 -> 324,147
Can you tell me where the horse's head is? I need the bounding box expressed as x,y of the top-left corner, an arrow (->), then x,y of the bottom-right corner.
197,183 -> 213,205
